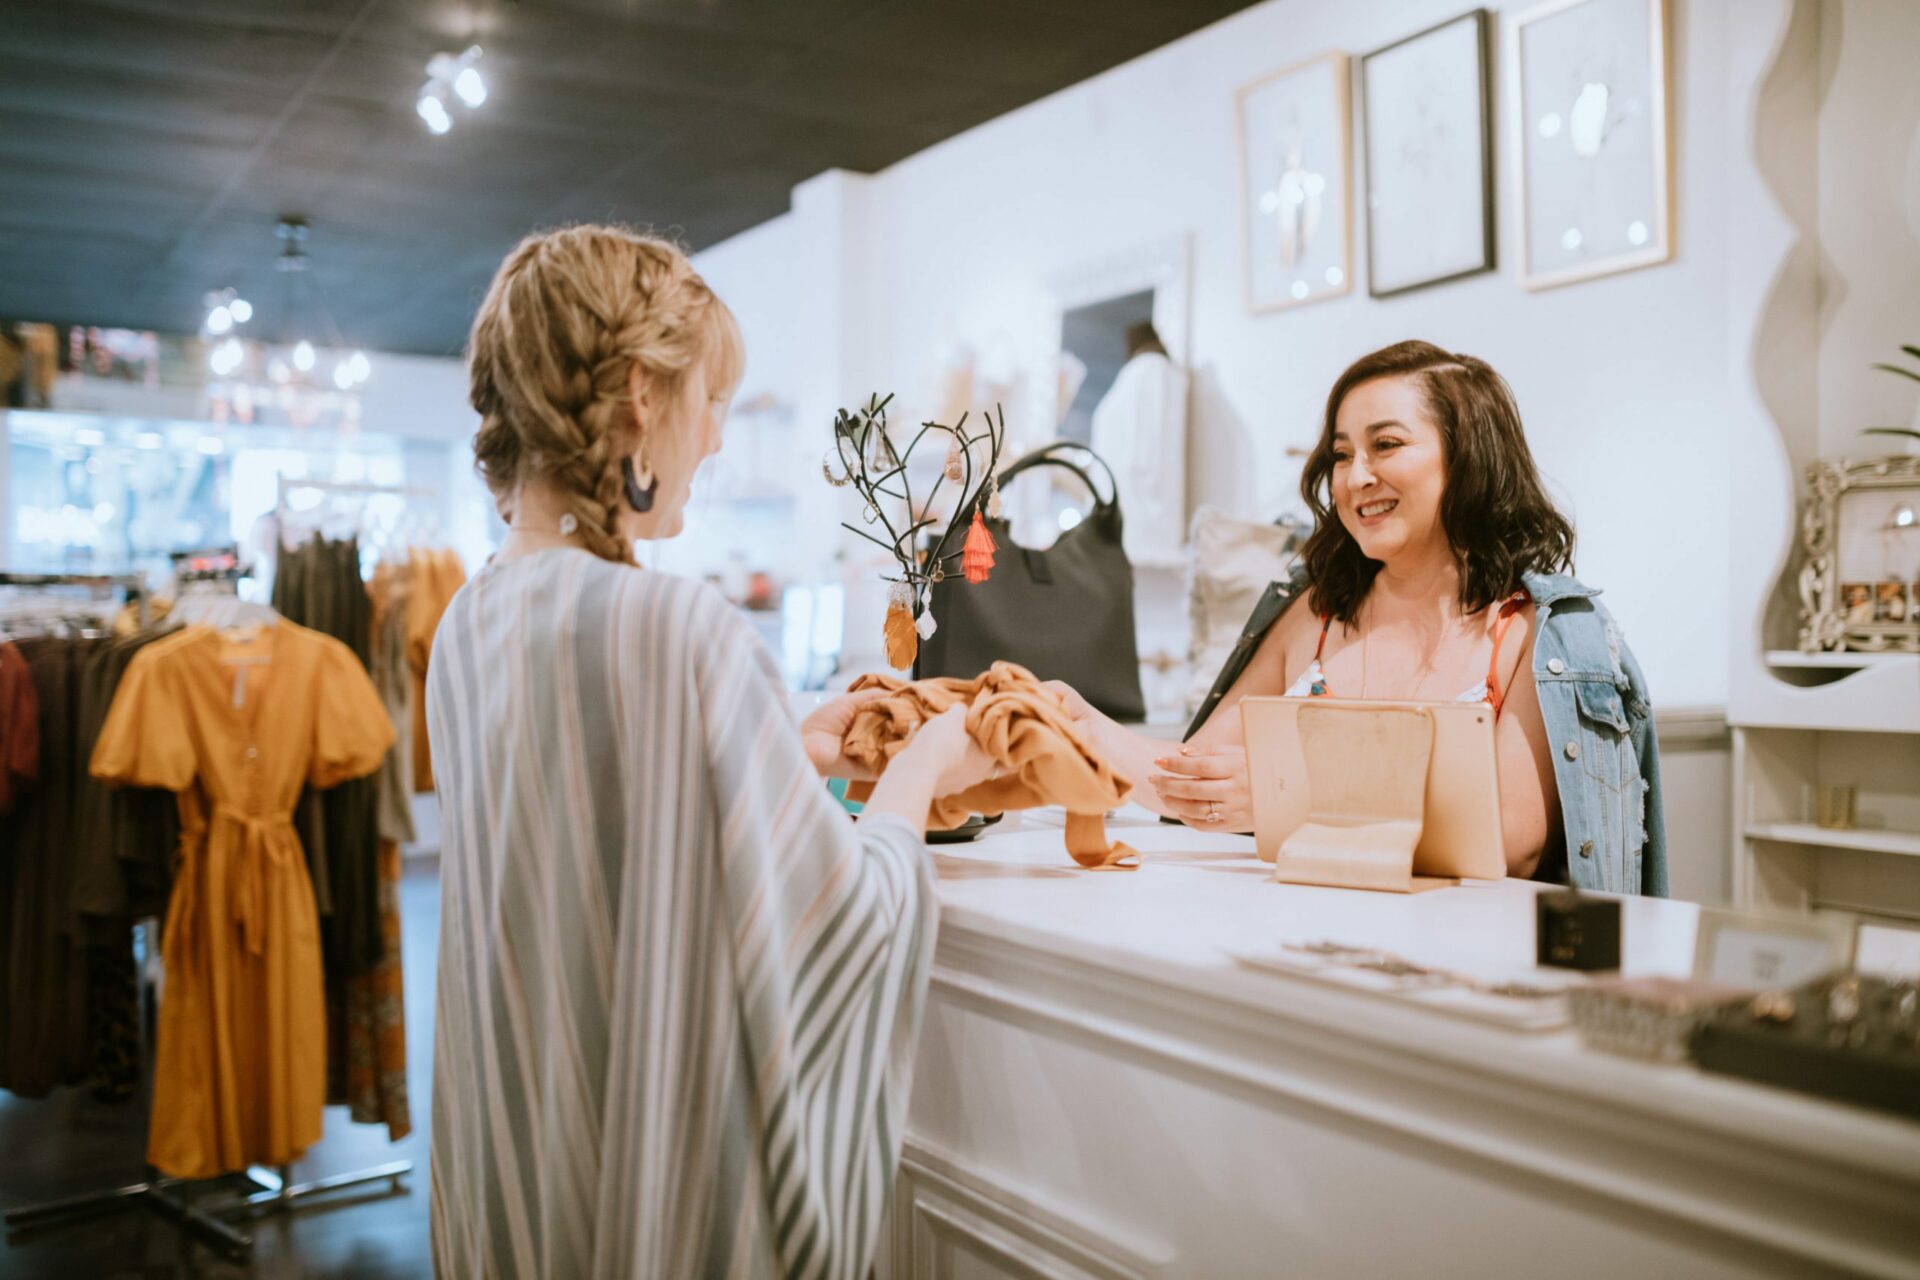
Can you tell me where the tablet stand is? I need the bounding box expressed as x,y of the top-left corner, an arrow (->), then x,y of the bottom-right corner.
1274,704 -> 1454,893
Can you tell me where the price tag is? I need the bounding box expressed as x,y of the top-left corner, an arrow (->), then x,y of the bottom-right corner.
1692,907 -> 1856,990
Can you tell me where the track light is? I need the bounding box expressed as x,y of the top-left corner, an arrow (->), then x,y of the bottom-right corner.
454,65 -> 487,108
416,88 -> 453,135
419,45 -> 486,135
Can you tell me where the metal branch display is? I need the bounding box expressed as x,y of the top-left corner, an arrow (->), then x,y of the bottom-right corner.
823,393 -> 1007,669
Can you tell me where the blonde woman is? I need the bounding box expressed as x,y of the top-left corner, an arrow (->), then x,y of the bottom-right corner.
427,225 -> 990,1279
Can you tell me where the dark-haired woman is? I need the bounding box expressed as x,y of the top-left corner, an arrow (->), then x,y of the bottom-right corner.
1051,340 -> 1667,894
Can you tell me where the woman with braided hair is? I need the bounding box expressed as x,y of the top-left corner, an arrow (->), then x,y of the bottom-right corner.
429,224 -> 992,1279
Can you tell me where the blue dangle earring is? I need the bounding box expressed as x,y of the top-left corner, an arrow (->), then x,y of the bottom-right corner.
621,452 -> 657,514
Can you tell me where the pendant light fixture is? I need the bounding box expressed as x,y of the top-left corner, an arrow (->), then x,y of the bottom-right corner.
203,216 -> 371,428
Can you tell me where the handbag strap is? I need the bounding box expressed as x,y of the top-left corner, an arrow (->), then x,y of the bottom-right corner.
997,441 -> 1120,514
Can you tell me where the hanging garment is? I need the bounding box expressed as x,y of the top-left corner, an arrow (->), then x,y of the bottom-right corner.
329,566 -> 414,1138
1088,349 -> 1189,562
275,535 -> 382,977
72,627 -> 185,1104
1,638 -> 92,1095
90,621 -> 393,1178
406,547 -> 464,793
331,838 -> 409,1139
70,627 -> 183,922
0,639 -> 38,813
844,661 -> 1138,869
427,550 -> 934,1280
368,563 -> 416,846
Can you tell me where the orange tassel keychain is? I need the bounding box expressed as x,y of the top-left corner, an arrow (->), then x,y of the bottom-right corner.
962,508 -> 996,584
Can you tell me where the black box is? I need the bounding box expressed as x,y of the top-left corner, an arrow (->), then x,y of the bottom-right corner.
1536,889 -> 1621,972
1692,977 -> 1920,1121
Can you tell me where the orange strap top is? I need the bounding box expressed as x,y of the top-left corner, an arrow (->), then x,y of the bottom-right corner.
1310,594 -> 1529,717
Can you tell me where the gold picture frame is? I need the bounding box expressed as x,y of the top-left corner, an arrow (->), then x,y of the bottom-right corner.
1508,0 -> 1674,290
1797,454 -> 1920,653
1234,51 -> 1353,314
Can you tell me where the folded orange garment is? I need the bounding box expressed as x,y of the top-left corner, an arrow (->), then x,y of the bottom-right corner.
843,662 -> 1138,870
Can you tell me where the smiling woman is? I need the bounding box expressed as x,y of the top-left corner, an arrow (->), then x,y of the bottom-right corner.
1048,340 -> 1669,896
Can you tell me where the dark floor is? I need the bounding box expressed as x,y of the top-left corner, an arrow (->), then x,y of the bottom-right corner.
1,862 -> 441,1280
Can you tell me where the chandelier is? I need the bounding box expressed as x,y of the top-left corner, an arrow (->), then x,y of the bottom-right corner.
203,217 -> 370,430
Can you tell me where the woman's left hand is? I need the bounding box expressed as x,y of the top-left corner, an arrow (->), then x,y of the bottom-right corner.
801,687 -> 889,780
1149,745 -> 1254,832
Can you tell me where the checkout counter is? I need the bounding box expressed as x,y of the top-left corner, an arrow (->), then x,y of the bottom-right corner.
877,807 -> 1920,1280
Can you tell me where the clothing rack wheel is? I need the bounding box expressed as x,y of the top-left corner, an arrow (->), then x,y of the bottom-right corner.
4,1173 -> 256,1262
227,1159 -> 413,1217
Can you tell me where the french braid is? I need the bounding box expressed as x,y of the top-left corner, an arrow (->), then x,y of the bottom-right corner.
468,225 -> 741,563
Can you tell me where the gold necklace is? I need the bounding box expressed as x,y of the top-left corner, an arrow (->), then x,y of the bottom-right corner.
1359,606 -> 1457,701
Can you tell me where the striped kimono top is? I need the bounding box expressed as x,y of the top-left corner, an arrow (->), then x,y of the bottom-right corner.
426,548 -> 936,1279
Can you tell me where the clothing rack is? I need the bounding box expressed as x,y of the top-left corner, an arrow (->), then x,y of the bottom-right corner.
274,476 -> 436,516
1,561 -> 411,1261
0,570 -> 148,630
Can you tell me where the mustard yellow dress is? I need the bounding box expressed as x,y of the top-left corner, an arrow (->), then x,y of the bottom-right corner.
91,621 -> 393,1179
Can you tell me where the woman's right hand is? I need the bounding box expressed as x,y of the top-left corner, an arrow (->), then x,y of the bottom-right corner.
905,704 -> 998,796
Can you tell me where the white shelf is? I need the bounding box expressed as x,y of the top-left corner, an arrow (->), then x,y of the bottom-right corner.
1764,649 -> 1918,670
1745,821 -> 1920,858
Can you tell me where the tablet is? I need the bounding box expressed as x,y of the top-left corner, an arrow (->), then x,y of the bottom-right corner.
1240,696 -> 1507,881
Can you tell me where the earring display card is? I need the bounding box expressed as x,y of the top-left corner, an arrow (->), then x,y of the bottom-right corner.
1233,941 -> 1585,1031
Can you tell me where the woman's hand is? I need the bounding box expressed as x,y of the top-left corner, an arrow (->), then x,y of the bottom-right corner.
1148,745 -> 1254,832
858,705 -> 998,832
801,687 -> 889,779
906,704 -> 998,796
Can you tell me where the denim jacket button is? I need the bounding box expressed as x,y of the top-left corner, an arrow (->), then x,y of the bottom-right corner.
1578,840 -> 1593,858
1546,658 -> 1565,675
1564,740 -> 1580,761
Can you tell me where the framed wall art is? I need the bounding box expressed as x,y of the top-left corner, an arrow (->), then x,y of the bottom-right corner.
1509,0 -> 1673,290
1361,9 -> 1495,298
1236,51 -> 1352,314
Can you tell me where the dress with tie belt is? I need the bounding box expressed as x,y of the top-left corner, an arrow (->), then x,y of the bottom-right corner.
90,621 -> 392,1179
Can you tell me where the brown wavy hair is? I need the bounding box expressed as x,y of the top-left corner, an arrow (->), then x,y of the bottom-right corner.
467,224 -> 743,564
1299,340 -> 1574,625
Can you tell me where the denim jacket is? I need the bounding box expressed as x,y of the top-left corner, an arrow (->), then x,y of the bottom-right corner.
1184,565 -> 1669,896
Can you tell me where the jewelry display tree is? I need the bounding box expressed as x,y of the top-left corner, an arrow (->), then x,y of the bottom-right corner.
822,394 -> 1006,670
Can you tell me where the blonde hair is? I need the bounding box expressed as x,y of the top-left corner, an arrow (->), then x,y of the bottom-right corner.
468,224 -> 744,563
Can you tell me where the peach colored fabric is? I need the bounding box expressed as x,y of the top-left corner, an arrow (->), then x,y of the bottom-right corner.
843,662 -> 1138,870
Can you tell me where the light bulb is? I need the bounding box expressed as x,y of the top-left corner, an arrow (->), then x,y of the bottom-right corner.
209,339 -> 233,375
346,350 -> 372,383
333,362 -> 355,390
207,305 -> 233,334
417,91 -> 453,134
454,66 -> 487,107
293,340 -> 316,372
229,298 -> 253,323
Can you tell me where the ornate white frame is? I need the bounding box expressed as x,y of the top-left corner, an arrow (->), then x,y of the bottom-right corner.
1797,454 -> 1920,653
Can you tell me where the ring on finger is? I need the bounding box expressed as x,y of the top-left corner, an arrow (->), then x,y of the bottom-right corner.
1205,800 -> 1222,823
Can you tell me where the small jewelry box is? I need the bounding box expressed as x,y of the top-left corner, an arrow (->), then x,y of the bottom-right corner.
1536,888 -> 1621,972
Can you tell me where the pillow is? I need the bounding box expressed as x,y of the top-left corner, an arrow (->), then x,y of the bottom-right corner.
1185,506 -> 1304,714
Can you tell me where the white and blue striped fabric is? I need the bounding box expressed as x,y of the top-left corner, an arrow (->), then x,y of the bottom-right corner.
426,547 -> 935,1279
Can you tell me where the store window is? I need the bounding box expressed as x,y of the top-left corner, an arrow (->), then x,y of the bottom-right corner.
4,409 -> 409,582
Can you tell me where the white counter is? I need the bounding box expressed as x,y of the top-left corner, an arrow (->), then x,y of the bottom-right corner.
880,807 -> 1920,1280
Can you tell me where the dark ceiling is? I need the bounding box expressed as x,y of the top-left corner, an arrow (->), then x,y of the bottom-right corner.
0,0 -> 1259,356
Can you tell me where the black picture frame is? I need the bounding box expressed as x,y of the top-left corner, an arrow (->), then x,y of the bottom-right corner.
1360,8 -> 1496,299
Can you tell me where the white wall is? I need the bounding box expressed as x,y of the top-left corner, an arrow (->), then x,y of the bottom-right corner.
1816,0 -> 1920,461
872,0 -> 1746,708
